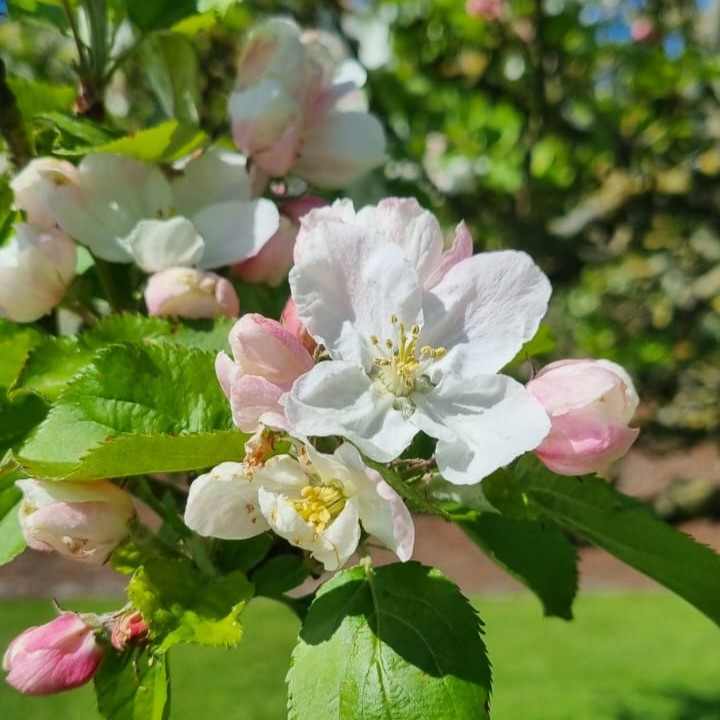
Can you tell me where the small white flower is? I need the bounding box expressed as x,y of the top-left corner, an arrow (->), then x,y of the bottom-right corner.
184,442 -> 414,572
256,443 -> 414,571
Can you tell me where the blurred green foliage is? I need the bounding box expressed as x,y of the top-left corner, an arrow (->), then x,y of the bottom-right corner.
2,0 -> 720,434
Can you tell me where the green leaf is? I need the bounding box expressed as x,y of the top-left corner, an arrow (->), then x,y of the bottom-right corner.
95,648 -> 170,720
12,315 -> 172,400
142,33 -> 200,124
0,391 -> 48,458
16,343 -> 240,479
126,0 -> 196,32
196,0 -> 237,14
459,513 -> 577,620
513,456 -> 720,629
288,562 -> 491,720
7,77 -> 75,120
127,558 -> 253,651
0,320 -> 44,387
65,430 -> 249,481
251,554 -> 310,597
0,176 -> 19,246
87,120 -> 207,163
0,485 -> 25,566
32,112 -> 120,154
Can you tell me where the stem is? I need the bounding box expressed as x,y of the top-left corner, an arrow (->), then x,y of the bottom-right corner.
60,0 -> 89,73
93,257 -> 123,313
0,58 -> 32,170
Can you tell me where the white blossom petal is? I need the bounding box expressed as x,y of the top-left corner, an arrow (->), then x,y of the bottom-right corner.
183,462 -> 269,539
294,111 -> 386,188
355,198 -> 445,287
283,361 -> 416,462
119,217 -> 205,272
289,227 -> 422,366
333,443 -> 414,561
422,250 -> 551,374
413,373 -> 551,484
191,199 -> 279,270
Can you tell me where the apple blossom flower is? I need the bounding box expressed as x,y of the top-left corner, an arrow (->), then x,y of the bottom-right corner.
145,267 -> 239,319
17,479 -> 135,564
0,223 -> 76,323
229,17 -> 385,188
232,196 -> 327,287
257,443 -> 414,570
216,313 -> 314,431
283,198 -> 552,485
28,148 -> 279,270
3,613 -> 104,695
526,358 -> 640,476
185,442 -> 414,571
11,157 -> 80,230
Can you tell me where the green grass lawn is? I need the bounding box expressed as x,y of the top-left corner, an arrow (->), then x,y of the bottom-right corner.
1,592 -> 719,719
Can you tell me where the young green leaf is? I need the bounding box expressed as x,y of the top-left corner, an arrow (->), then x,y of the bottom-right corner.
95,647 -> 170,720
12,314 -> 233,401
16,343 -> 241,479
288,562 -> 491,720
0,320 -> 44,387
127,558 -> 253,651
0,482 -> 25,566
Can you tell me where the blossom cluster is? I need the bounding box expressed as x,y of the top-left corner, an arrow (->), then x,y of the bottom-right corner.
0,18 -> 384,323
1,14 -> 642,701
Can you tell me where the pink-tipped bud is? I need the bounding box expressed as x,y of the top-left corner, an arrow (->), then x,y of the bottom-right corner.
232,196 -> 327,287
144,267 -> 240,319
280,297 -> 317,354
3,613 -> 104,696
17,479 -> 135,564
216,313 -> 314,431
0,224 -> 76,323
527,358 -> 640,476
110,610 -> 149,652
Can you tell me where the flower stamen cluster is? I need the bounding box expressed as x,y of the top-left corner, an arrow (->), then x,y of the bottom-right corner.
290,483 -> 346,532
370,315 -> 447,396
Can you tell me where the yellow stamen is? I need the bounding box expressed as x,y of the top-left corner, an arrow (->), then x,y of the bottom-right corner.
289,485 -> 346,532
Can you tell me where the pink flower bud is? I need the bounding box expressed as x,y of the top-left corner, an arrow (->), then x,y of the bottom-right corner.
110,610 -> 148,652
0,224 -> 76,323
17,479 -> 135,564
232,196 -> 326,287
527,358 -> 640,476
280,297 -> 317,354
3,613 -> 104,695
11,158 -> 80,230
216,313 -> 314,431
144,267 -> 240,319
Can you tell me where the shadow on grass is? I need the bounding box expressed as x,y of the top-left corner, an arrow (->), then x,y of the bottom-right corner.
615,689 -> 720,720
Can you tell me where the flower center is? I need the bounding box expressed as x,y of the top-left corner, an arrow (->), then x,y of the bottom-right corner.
290,484 -> 346,532
370,314 -> 446,396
